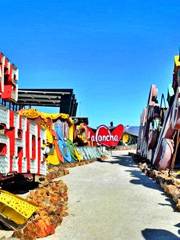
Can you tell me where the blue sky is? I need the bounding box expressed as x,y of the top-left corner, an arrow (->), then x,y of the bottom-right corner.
1,0 -> 180,128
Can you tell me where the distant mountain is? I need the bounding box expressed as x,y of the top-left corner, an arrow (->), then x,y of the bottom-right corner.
124,126 -> 139,137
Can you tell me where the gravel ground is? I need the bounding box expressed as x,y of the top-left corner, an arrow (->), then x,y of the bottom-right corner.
43,150 -> 180,240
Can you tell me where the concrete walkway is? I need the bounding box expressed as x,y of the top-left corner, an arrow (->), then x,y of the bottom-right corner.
45,151 -> 180,240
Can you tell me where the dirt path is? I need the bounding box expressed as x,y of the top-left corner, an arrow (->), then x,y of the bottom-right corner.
45,151 -> 180,240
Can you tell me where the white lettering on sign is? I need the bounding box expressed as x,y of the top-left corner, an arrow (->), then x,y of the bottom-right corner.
89,124 -> 124,147
91,126 -> 119,143
91,136 -> 95,141
91,134 -> 119,142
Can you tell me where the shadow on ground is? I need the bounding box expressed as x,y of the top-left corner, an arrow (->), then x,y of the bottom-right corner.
142,228 -> 179,240
126,168 -> 162,191
97,155 -> 161,191
126,169 -> 177,211
97,154 -> 136,168
1,175 -> 39,194
97,155 -> 176,210
0,222 -> 11,230
159,192 -> 177,209
175,223 -> 180,235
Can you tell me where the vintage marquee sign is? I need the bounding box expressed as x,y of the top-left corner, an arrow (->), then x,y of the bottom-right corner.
0,53 -> 46,176
0,52 -> 18,102
89,124 -> 124,147
0,106 -> 47,175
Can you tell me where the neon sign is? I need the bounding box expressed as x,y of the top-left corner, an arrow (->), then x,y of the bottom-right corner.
89,124 -> 124,147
